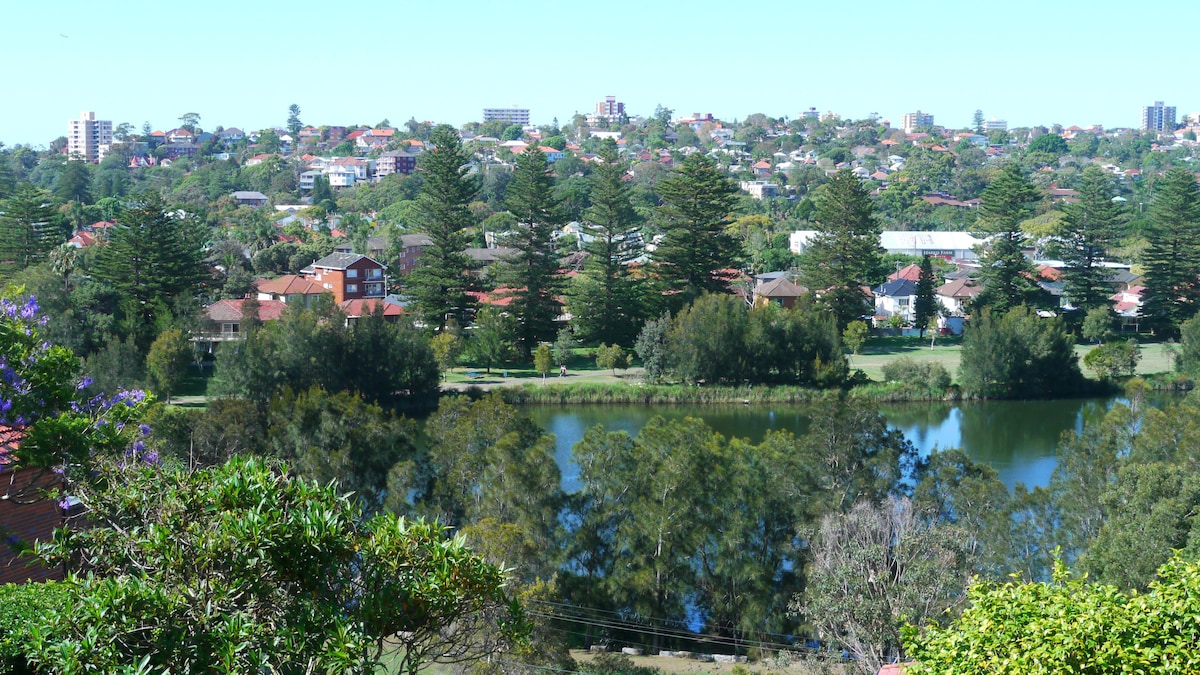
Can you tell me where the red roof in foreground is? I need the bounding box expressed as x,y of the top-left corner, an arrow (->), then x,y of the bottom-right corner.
338,299 -> 404,318
467,289 -> 517,307
256,275 -> 325,296
205,299 -> 287,322
889,263 -> 923,282
0,425 -> 20,467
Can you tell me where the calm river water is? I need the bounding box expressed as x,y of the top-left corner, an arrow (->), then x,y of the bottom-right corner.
524,397 -> 1150,493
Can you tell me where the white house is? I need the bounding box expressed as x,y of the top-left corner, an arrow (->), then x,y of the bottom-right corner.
873,279 -> 918,323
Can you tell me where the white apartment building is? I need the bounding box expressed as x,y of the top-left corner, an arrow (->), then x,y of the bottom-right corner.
901,110 -> 934,133
1142,101 -> 1177,133
67,111 -> 113,163
983,118 -> 1007,132
483,106 -> 530,125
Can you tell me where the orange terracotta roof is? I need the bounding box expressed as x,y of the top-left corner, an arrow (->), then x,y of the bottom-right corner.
338,299 -> 404,318
205,299 -> 287,322
256,275 -> 325,295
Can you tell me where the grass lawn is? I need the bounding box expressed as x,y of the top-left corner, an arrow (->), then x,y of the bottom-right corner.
850,336 -> 1175,384
850,335 -> 963,382
444,347 -> 631,386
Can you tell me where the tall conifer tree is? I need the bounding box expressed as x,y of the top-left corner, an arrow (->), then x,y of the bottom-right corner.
94,192 -> 206,346
652,153 -> 740,311
1055,166 -> 1125,313
799,169 -> 885,329
407,125 -> 479,330
496,147 -> 566,356
1141,168 -> 1200,334
0,183 -> 64,277
971,163 -> 1043,314
914,255 -> 938,336
566,139 -> 644,345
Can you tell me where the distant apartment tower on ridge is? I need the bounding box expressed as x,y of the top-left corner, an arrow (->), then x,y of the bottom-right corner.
983,118 -> 1008,132
483,106 -> 530,125
800,107 -> 820,120
593,96 -> 625,123
1142,101 -> 1177,133
901,110 -> 934,133
67,111 -> 113,163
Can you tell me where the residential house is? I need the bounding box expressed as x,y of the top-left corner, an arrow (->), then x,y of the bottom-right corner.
195,299 -> 287,347
158,142 -> 199,159
1111,286 -> 1143,326
328,154 -> 369,181
1107,268 -> 1142,292
0,427 -> 67,584
231,191 -> 269,207
392,233 -> 434,274
936,278 -> 980,315
355,128 -> 395,151
300,253 -> 387,303
338,299 -> 404,323
740,180 -> 779,199
166,128 -> 195,144
67,231 -> 98,248
299,170 -> 319,191
873,279 -> 918,324
244,153 -> 276,167
217,128 -> 245,144
465,247 -> 518,276
256,275 -> 327,305
753,277 -> 807,309
376,149 -> 418,177
328,167 -> 358,188
888,263 -> 923,282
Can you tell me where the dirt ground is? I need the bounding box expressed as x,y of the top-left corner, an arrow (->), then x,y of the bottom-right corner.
570,649 -> 854,675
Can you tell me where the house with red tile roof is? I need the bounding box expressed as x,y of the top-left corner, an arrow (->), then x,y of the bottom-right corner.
936,278 -> 980,315
300,253 -> 387,304
0,426 -> 67,584
256,274 -> 326,301
67,231 -> 98,248
338,299 -> 404,322
888,263 -> 923,282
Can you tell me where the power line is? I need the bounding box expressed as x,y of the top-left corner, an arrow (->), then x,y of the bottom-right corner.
526,598 -> 805,643
524,609 -> 799,653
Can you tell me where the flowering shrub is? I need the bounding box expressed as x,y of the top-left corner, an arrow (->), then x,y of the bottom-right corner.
0,294 -> 152,505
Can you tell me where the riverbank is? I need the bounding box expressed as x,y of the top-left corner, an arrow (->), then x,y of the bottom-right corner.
493,380 -> 965,405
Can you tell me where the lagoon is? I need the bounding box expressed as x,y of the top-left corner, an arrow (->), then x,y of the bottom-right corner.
525,397 -> 1144,493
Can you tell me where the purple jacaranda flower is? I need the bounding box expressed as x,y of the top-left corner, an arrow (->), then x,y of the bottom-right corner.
139,424 -> 151,437
76,376 -> 94,391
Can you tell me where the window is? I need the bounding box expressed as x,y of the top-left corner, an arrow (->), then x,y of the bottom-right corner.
347,284 -> 358,293
347,269 -> 358,278
222,323 -> 239,335
368,268 -> 382,279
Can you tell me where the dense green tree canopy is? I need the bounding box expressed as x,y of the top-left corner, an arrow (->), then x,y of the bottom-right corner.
1054,166 -> 1125,312
407,125 -> 479,330
566,139 -> 645,346
0,183 -> 66,277
1140,168 -> 1200,334
652,153 -> 741,310
959,306 -> 1082,399
496,147 -> 567,355
14,456 -> 525,674
971,163 -> 1044,313
800,169 -> 885,328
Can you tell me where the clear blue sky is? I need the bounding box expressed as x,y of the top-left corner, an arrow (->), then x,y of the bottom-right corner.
3,0 -> 1195,147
